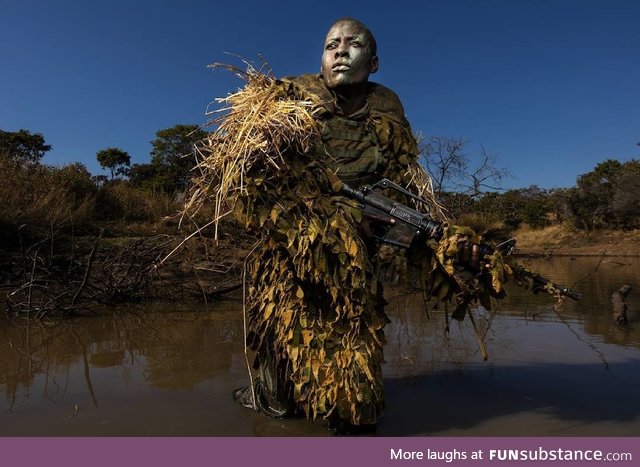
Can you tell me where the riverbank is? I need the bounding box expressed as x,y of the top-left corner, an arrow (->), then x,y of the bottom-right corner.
0,219 -> 254,317
3,221 -> 637,317
513,224 -> 640,257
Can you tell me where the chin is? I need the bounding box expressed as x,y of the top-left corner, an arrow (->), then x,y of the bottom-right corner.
326,76 -> 359,89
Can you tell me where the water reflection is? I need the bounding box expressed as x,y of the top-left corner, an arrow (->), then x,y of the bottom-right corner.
503,257 -> 640,348
0,303 -> 252,435
1,257 -> 639,436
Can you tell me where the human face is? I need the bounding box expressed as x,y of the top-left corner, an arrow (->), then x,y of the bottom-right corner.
320,21 -> 378,89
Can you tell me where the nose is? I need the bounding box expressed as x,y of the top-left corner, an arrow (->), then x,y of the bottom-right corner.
335,41 -> 349,57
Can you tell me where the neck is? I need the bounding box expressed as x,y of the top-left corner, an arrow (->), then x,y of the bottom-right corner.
333,82 -> 368,116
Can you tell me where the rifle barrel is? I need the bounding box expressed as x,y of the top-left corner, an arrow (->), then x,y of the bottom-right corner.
514,266 -> 582,301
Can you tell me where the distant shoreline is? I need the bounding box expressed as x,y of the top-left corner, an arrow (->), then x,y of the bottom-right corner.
512,225 -> 640,257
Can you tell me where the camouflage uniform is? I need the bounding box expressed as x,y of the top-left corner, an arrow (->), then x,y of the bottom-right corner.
234,74 -> 420,427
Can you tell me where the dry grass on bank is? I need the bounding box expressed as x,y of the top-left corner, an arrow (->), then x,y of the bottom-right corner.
513,223 -> 640,256
0,156 -> 183,241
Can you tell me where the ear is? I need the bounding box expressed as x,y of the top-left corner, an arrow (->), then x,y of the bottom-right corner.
370,56 -> 379,74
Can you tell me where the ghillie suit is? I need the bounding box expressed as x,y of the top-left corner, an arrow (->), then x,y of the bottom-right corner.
186,66 -> 512,427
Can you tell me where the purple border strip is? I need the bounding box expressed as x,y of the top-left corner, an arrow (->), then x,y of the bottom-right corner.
2,437 -> 638,466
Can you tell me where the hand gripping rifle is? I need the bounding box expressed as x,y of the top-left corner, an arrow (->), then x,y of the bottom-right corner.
339,178 -> 582,301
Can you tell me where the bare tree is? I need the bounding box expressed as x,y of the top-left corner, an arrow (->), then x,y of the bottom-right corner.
418,135 -> 510,198
462,146 -> 511,197
418,135 -> 467,197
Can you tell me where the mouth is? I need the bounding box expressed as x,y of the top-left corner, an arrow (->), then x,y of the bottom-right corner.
332,63 -> 350,71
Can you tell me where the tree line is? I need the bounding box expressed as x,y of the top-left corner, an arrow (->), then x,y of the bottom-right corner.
0,125 -> 205,235
1,128 -> 639,234
0,124 -> 205,192
420,136 -> 640,231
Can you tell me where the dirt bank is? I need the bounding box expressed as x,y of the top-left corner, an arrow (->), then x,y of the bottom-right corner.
512,224 -> 640,257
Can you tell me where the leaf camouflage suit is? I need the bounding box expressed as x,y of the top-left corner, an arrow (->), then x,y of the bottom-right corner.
214,71 -> 430,425
196,71 -> 507,428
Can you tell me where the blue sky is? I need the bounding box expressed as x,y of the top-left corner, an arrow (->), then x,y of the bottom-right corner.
1,0 -> 639,189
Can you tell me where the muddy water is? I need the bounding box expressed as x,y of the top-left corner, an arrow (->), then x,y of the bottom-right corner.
1,257 -> 639,436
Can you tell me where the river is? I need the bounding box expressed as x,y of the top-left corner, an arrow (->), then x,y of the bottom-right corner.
1,257 -> 639,436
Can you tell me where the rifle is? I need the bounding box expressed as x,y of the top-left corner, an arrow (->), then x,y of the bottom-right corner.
339,178 -> 582,301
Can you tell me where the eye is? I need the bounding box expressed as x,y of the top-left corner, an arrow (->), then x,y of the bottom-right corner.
325,42 -> 337,50
350,40 -> 362,48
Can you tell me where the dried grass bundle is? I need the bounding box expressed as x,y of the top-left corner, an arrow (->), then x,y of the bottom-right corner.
406,160 -> 449,221
184,63 -> 324,238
